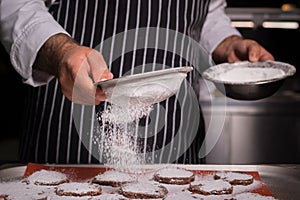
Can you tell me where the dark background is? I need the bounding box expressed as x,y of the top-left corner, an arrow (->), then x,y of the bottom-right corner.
227,0 -> 300,7
0,43 -> 25,162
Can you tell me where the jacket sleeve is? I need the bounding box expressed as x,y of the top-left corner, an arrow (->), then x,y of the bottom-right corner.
200,0 -> 241,54
0,0 -> 69,86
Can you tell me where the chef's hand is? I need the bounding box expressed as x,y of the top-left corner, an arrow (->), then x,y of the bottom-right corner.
212,35 -> 275,64
33,33 -> 113,105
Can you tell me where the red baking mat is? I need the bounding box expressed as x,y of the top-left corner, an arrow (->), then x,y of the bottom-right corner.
23,162 -> 110,182
23,162 -> 274,197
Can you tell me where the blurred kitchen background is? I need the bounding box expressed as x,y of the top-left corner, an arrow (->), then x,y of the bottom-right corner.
201,0 -> 300,164
0,0 -> 300,164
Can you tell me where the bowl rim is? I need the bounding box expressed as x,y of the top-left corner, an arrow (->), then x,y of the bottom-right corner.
95,66 -> 193,89
202,60 -> 296,85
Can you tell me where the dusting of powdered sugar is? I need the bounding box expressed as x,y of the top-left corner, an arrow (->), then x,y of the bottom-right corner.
94,103 -> 153,170
215,171 -> 253,182
190,179 -> 232,193
89,193 -> 128,200
218,67 -> 285,83
24,169 -> 68,185
93,170 -> 137,183
155,167 -> 194,178
0,181 -> 54,200
99,103 -> 153,124
233,192 -> 278,199
0,168 -> 277,200
55,182 -> 101,195
163,191 -> 233,200
120,181 -> 166,196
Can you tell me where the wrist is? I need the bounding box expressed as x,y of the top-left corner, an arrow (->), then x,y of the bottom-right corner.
33,33 -> 79,76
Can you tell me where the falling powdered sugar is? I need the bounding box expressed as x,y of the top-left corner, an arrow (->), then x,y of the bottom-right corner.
100,103 -> 153,124
95,103 -> 153,170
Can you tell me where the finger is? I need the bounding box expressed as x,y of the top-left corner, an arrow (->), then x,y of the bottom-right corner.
259,54 -> 275,61
227,51 -> 241,63
87,49 -> 110,82
99,68 -> 114,81
247,43 -> 261,62
229,39 -> 249,61
86,50 -> 111,103
107,72 -> 114,80
95,87 -> 106,103
258,49 -> 275,61
72,59 -> 98,105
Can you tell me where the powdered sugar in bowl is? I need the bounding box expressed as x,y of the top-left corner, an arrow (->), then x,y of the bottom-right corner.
202,60 -> 296,100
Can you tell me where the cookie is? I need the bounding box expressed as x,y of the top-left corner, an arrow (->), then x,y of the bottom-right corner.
163,192 -> 208,200
188,179 -> 233,195
164,192 -> 235,200
88,193 -> 128,200
55,182 -> 102,197
233,192 -> 278,200
92,170 -> 137,187
214,171 -> 254,186
0,195 -> 8,200
153,166 -> 195,185
23,169 -> 69,186
120,182 -> 168,199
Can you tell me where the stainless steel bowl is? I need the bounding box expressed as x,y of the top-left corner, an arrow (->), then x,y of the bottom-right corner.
202,61 -> 296,100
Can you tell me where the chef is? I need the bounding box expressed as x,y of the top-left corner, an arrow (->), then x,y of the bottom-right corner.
0,0 -> 274,165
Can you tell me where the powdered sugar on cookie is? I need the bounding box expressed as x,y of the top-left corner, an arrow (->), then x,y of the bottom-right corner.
155,167 -> 194,178
189,179 -> 233,195
55,182 -> 102,196
214,171 -> 253,185
154,167 -> 195,185
92,170 -> 137,187
120,182 -> 168,199
89,193 -> 128,200
24,169 -> 68,186
0,167 -> 277,199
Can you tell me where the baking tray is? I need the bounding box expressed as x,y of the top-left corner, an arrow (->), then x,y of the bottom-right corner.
1,163 -> 299,199
0,163 -> 277,198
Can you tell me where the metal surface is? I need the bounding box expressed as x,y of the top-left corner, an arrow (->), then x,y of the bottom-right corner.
0,164 -> 299,199
0,165 -> 24,182
214,79 -> 285,100
200,91 -> 300,164
94,66 -> 193,106
202,61 -> 296,100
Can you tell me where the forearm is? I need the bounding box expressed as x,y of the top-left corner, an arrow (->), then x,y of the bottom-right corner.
0,0 -> 69,86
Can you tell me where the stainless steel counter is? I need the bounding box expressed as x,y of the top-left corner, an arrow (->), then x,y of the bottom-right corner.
0,164 -> 299,200
198,83 -> 300,164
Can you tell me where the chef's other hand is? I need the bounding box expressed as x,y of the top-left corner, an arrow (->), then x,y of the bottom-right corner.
212,35 -> 275,64
33,33 -> 113,105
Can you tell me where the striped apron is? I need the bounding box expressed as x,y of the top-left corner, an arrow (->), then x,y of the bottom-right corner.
19,0 -> 210,164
